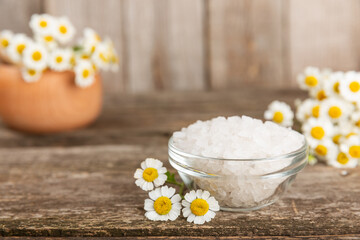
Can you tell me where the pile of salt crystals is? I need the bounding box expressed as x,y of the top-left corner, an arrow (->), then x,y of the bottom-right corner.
172,116 -> 305,208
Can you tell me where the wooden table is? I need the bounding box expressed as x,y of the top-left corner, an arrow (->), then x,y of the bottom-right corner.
0,88 -> 359,239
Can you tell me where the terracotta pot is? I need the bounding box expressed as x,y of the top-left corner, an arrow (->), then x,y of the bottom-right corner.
0,64 -> 102,134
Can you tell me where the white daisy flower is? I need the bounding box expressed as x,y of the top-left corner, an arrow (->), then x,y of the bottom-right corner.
81,28 -> 101,55
91,42 -> 111,71
351,111 -> 360,128
53,17 -> 76,44
302,118 -> 334,146
340,135 -> 360,159
319,98 -> 354,123
104,37 -> 119,72
339,71 -> 360,102
29,14 -> 56,35
74,60 -> 96,88
144,186 -> 181,221
0,30 -> 13,52
297,67 -> 322,91
21,68 -> 42,83
311,138 -> 337,160
264,100 -> 294,127
182,190 -> 220,225
296,99 -> 320,123
324,71 -> 344,97
309,88 -> 327,101
22,42 -> 48,70
7,34 -> 32,63
134,158 -> 167,191
48,48 -> 73,71
35,34 -> 57,50
327,151 -> 358,168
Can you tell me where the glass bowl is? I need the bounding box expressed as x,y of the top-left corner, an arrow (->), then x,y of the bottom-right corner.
168,137 -> 308,212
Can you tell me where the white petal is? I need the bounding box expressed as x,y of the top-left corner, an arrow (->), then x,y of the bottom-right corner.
153,175 -> 166,187
187,213 -> 195,223
157,167 -> 167,174
144,199 -> 154,211
172,202 -> 182,211
208,197 -> 220,211
145,158 -> 162,168
135,178 -> 145,188
204,210 -> 216,222
182,199 -> 190,207
145,211 -> 159,221
201,191 -> 210,200
168,209 -> 180,221
184,190 -> 196,202
149,188 -> 162,201
144,181 -> 154,191
194,216 -> 205,225
141,161 -> 147,170
171,194 -> 181,203
182,207 -> 191,217
163,187 -> 176,198
134,169 -> 143,179
196,189 -> 203,198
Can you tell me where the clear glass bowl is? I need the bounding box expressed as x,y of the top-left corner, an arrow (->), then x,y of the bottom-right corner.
168,137 -> 308,212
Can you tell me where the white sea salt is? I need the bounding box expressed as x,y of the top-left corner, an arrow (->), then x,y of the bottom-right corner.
172,115 -> 305,208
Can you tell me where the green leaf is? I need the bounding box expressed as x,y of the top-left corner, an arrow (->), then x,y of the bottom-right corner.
73,45 -> 83,52
165,171 -> 176,183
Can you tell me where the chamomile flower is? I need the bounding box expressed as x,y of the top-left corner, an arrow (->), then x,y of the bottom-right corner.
302,118 -> 334,146
81,28 -> 101,55
296,99 -> 320,123
340,135 -> 360,159
53,17 -> 75,44
29,14 -> 55,35
134,158 -> 168,191
339,72 -> 360,102
327,151 -> 358,168
311,138 -> 337,160
21,68 -> 42,83
264,101 -> 294,127
91,42 -> 111,71
74,60 -> 96,88
7,34 -> 32,63
48,48 -> 72,71
35,34 -> 57,50
182,190 -> 220,225
319,98 -> 354,122
22,42 -> 48,70
0,30 -> 13,52
310,88 -> 327,101
144,186 -> 181,221
351,111 -> 360,128
324,71 -> 344,97
104,37 -> 119,72
297,66 -> 322,91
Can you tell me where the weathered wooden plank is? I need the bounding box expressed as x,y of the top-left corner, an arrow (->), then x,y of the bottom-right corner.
208,0 -> 285,89
44,0 -> 125,94
123,0 -> 205,92
0,0 -> 43,35
289,0 -> 360,86
0,145 -> 359,237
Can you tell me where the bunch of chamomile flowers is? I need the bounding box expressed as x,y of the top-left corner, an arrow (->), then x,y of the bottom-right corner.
134,158 -> 220,224
0,14 -> 118,88
264,67 -> 360,168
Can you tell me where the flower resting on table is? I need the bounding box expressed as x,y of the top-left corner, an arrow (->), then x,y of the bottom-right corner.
264,100 -> 294,127
144,186 -> 181,221
134,158 -> 167,191
182,190 -> 219,225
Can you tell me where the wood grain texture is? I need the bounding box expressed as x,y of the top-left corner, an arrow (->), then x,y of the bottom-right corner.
0,0 -> 43,35
123,0 -> 205,92
208,0 -> 285,89
44,0 -> 125,94
0,89 -> 359,238
289,0 -> 360,86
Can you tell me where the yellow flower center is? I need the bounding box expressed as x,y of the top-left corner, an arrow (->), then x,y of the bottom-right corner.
346,132 -> 357,138
273,111 -> 284,123
56,56 -> 63,63
59,25 -> 68,34
316,90 -> 326,100
1,38 -> 9,48
142,167 -> 159,182
305,76 -> 318,87
349,146 -> 360,158
44,35 -> 53,42
190,199 -> 209,216
32,51 -> 42,61
312,105 -> 320,118
311,126 -> 325,140
333,82 -> 340,93
153,196 -> 172,215
39,20 -> 47,28
315,145 -> 327,156
91,45 -> 96,53
349,81 -> 360,92
99,52 -> 109,62
17,44 -> 26,54
356,120 -> 360,127
328,106 -> 342,119
333,134 -> 341,144
28,69 -> 36,76
82,69 -> 90,79
337,152 -> 349,165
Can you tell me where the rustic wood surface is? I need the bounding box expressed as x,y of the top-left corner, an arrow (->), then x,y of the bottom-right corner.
0,88 -> 359,239
3,0 -> 360,93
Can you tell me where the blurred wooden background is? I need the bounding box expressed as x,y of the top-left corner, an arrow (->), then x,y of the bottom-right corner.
1,0 -> 360,94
